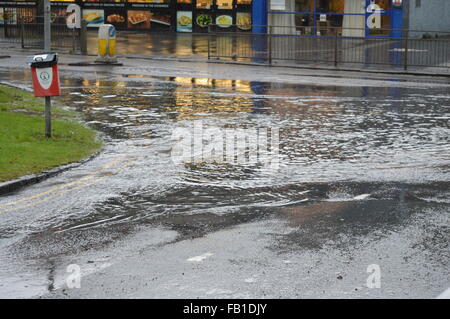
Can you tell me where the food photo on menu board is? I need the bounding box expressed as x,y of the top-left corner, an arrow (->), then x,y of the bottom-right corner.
2,8 -> 17,25
217,0 -> 233,10
196,1 -> 211,9
51,8 -> 68,24
0,8 -> 4,25
83,9 -> 105,27
19,9 -> 36,23
127,10 -> 151,29
105,10 -> 127,28
236,12 -> 251,30
216,14 -> 233,28
128,0 -> 170,3
176,11 -> 192,32
196,13 -> 212,28
150,13 -> 171,28
82,0 -> 125,2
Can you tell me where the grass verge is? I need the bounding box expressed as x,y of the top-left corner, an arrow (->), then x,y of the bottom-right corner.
0,85 -> 102,182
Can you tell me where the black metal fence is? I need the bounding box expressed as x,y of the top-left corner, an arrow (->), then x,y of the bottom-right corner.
0,16 -> 82,52
208,26 -> 450,72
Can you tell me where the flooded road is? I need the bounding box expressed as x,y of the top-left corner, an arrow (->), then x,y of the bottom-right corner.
0,63 -> 449,298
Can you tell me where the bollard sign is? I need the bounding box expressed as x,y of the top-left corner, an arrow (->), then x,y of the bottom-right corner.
27,53 -> 61,97
392,0 -> 403,8
66,4 -> 81,29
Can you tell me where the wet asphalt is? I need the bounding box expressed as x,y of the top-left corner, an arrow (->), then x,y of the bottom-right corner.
0,51 -> 449,298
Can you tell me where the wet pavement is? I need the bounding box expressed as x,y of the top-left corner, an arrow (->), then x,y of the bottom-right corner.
0,51 -> 449,298
87,31 -> 209,59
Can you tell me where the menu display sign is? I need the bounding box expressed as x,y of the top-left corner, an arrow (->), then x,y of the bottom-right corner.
0,1 -> 36,6
127,10 -> 151,28
217,0 -> 232,10
176,10 -> 192,32
105,9 -> 126,28
83,9 -> 105,27
2,8 -> 17,24
196,0 -> 211,9
237,12 -> 251,30
3,1 -> 253,32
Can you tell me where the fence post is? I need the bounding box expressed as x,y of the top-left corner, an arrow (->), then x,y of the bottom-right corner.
207,24 -> 211,60
268,25 -> 272,65
80,19 -> 87,55
403,29 -> 409,71
334,29 -> 338,67
4,14 -> 8,38
21,20 -> 25,49
72,27 -> 76,53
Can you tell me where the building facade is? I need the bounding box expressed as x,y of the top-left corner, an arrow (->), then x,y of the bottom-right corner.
0,0 -> 448,37
406,0 -> 450,35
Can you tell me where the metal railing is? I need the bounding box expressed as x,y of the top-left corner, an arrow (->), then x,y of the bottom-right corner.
208,25 -> 450,72
0,16 -> 84,53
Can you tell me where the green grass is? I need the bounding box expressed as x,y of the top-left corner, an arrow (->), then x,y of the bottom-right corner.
0,85 -> 74,117
0,85 -> 102,182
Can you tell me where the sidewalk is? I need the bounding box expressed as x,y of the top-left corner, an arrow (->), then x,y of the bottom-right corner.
2,30 -> 449,76
0,47 -> 449,91
84,31 -> 450,77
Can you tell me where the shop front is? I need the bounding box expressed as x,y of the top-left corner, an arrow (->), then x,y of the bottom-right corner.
0,0 -> 254,32
1,0 -> 404,36
269,0 -> 404,38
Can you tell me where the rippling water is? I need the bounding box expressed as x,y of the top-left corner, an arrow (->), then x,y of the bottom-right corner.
60,75 -> 450,179
2,71 -> 449,222
39,74 -> 449,231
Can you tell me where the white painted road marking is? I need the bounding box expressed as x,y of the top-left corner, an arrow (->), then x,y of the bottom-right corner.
187,252 -> 214,262
354,194 -> 371,200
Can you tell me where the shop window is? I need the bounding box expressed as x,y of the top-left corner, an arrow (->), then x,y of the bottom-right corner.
294,14 -> 314,34
316,0 -> 345,13
373,0 -> 391,10
368,15 -> 391,35
295,0 -> 314,12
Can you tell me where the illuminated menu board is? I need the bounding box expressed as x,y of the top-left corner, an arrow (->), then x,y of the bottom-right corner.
217,0 -> 232,10
196,0 -> 211,9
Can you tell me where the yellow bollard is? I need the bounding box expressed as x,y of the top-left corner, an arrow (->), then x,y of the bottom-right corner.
108,38 -> 116,57
96,24 -> 117,64
98,39 -> 108,57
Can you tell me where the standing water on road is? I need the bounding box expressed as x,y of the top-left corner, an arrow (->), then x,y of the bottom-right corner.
0,69 -> 448,298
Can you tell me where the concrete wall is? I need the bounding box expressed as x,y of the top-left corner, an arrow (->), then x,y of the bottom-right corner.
408,0 -> 450,34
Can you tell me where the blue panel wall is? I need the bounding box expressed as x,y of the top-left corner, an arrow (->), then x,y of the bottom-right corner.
252,0 -> 267,34
391,6 -> 403,38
